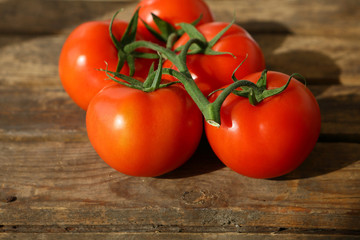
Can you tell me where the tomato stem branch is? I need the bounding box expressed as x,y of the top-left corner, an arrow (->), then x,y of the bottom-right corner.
124,39 -> 243,126
166,32 -> 179,49
124,40 -> 219,123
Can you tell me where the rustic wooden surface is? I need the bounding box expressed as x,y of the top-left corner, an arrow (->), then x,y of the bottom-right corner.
1,0 -> 359,239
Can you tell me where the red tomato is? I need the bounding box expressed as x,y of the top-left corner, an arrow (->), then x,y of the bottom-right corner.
59,20 -> 154,110
205,71 -> 321,179
136,0 -> 214,44
86,83 -> 203,177
163,22 -> 265,96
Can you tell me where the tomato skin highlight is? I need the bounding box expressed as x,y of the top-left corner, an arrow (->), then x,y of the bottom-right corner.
136,0 -> 214,44
59,21 -> 127,110
205,71 -> 321,179
59,20 -> 154,110
86,83 -> 204,177
163,22 -> 266,96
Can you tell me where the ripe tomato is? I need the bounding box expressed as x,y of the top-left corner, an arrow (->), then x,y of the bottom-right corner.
136,0 -> 214,44
163,22 -> 265,96
205,71 -> 321,179
86,83 -> 203,177
59,20 -> 154,110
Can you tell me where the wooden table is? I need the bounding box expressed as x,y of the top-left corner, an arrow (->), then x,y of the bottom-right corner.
1,0 -> 359,239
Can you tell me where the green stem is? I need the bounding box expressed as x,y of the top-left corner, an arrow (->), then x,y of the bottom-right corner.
205,80 -> 254,127
177,38 -> 207,74
166,32 -> 178,50
124,40 -> 230,126
161,68 -> 210,115
150,53 -> 163,91
116,50 -> 126,72
124,40 -> 174,62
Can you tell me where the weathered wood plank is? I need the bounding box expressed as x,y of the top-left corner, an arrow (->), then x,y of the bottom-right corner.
0,34 -> 359,86
0,232 -> 359,240
1,0 -> 359,38
213,0 -> 360,38
0,35 -> 63,88
0,87 -> 86,142
312,85 -> 360,139
0,140 -> 359,230
255,35 -> 360,86
0,0 -> 138,34
0,0 -> 359,237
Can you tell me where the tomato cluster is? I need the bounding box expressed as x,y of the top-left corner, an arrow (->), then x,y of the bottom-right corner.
59,0 -> 321,178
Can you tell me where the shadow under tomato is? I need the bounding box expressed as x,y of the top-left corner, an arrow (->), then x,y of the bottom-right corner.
239,20 -> 342,86
157,133 -> 225,179
272,141 -> 360,180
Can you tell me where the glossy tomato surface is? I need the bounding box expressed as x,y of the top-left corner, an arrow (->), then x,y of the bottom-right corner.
205,71 -> 321,179
136,0 -> 214,44
164,22 -> 265,96
59,20 -> 153,110
86,83 -> 203,177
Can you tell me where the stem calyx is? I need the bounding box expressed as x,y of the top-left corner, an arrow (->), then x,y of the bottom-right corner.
140,13 -> 203,46
230,69 -> 306,106
110,8 -> 159,75
174,19 -> 235,57
103,54 -> 179,93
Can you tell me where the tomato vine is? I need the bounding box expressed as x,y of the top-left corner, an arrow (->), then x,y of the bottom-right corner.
60,0 -> 321,178
106,10 -> 300,128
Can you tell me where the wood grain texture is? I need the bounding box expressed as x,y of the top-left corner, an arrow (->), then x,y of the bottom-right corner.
1,0 -> 359,38
255,34 -> 360,85
0,0 -> 137,34
1,233 -> 359,240
0,140 -> 359,230
211,0 -> 360,38
0,87 -> 86,142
